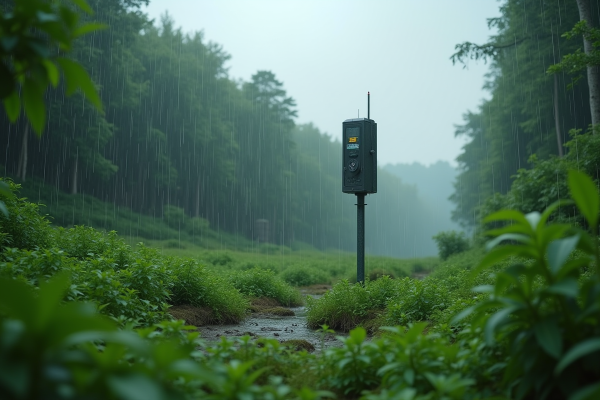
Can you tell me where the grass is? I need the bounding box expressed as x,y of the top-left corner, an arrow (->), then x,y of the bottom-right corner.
135,238 -> 439,287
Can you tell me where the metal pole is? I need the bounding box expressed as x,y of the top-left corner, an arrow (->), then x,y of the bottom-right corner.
357,193 -> 365,283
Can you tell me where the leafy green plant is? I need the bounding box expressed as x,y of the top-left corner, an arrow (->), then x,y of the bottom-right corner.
0,0 -> 105,134
0,179 -> 53,250
454,170 -> 600,399
318,323 -> 504,399
280,265 -> 330,287
169,258 -> 248,323
229,267 -> 302,307
384,278 -> 449,326
306,277 -> 399,331
52,225 -> 117,259
432,231 -> 470,261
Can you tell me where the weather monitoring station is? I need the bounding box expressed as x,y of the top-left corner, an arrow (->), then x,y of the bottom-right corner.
342,92 -> 377,283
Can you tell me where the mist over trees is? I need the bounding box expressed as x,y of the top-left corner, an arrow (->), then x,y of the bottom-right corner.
1,0 -> 449,258
384,161 -> 459,230
450,0 -> 600,227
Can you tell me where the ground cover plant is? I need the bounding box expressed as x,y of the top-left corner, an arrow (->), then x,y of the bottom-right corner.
228,267 -> 303,307
0,180 -> 292,326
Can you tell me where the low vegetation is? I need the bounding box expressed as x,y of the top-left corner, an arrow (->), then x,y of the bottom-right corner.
1,171 -> 600,399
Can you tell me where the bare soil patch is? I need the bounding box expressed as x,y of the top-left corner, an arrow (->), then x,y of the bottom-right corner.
169,304 -> 216,326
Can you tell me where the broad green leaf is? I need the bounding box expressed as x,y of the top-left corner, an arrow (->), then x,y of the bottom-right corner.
544,278 -> 579,298
349,326 -> 366,342
547,235 -> 579,275
3,90 -> 21,122
450,305 -> 475,324
539,224 -> 573,249
485,307 -> 515,344
22,78 -> 46,135
57,57 -> 103,110
36,274 -> 71,331
73,22 -> 107,37
42,60 -> 59,87
534,318 -> 562,359
568,170 -> 599,231
486,234 -> 531,251
472,244 -> 529,278
377,361 -> 402,376
555,338 -> 600,375
486,223 -> 535,237
483,209 -> 530,226
525,211 -> 541,230
570,382 -> 600,400
403,369 -> 415,385
0,201 -> 8,217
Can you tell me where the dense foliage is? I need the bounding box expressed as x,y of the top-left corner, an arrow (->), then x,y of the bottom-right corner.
432,230 -> 470,261
451,0 -> 599,227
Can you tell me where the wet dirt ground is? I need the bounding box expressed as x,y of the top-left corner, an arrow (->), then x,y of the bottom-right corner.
196,288 -> 344,350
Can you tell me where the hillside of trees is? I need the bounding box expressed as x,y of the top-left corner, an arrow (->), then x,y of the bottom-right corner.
450,0 -> 600,227
0,0 -> 447,257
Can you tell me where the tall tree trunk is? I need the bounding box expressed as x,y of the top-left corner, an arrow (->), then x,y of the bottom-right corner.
554,75 -> 564,157
576,0 -> 600,127
71,150 -> 78,195
16,123 -> 29,181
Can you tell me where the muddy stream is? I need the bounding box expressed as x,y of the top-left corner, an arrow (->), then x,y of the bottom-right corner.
195,289 -> 344,350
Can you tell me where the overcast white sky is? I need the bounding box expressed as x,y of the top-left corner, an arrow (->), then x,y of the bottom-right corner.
142,0 -> 500,167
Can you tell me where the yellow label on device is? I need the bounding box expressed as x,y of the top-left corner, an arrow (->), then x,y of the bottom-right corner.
349,137 -> 357,143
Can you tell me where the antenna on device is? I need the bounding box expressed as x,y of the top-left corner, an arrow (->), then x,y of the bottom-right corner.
368,92 -> 370,119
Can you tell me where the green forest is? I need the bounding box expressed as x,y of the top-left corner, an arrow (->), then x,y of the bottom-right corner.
0,0 -> 448,257
2,0 -> 600,399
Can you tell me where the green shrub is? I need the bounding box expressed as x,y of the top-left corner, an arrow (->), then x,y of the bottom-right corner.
454,170 -> 600,399
280,265 -> 330,286
432,230 -> 470,260
306,277 -> 399,331
169,258 -> 248,323
0,247 -> 73,285
229,267 -> 302,307
205,251 -> 233,266
317,324 -> 504,398
0,179 -> 53,250
384,278 -> 450,325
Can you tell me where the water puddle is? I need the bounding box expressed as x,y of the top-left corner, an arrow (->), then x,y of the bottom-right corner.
197,290 -> 344,350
